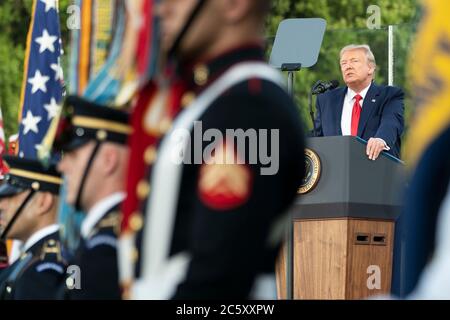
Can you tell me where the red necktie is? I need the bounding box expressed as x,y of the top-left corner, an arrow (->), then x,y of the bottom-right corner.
351,94 -> 363,136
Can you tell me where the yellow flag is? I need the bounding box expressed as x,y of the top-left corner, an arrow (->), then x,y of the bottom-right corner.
406,0 -> 450,167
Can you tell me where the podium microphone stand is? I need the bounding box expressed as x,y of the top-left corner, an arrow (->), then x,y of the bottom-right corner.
270,18 -> 326,299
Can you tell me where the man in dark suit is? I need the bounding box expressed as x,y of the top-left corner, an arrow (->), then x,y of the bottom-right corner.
0,156 -> 66,300
314,44 -> 404,159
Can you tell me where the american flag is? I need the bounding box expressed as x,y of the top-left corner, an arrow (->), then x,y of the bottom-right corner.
0,105 -> 7,178
18,0 -> 63,159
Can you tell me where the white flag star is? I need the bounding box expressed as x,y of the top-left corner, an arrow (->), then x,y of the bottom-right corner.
40,0 -> 57,12
59,39 -> 64,55
35,143 -> 47,155
50,60 -> 63,81
21,111 -> 42,135
28,70 -> 50,94
35,144 -> 44,152
44,98 -> 61,120
35,29 -> 58,53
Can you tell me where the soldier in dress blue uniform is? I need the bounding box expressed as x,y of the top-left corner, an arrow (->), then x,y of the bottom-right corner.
53,97 -> 131,299
126,0 -> 306,299
0,156 -> 65,300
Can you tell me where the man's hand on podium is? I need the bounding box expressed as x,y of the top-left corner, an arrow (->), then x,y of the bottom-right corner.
366,137 -> 390,160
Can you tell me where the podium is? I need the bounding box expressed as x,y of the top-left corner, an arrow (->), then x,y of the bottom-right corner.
277,136 -> 404,299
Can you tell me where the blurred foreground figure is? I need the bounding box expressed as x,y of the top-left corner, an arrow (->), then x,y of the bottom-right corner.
123,0 -> 305,299
392,0 -> 450,297
0,156 -> 65,299
410,180 -> 450,299
54,98 -> 130,299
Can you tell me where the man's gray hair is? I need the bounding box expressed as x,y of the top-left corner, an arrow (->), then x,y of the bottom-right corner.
340,44 -> 377,68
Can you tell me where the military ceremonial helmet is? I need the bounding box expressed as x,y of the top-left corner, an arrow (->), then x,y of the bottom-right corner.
53,95 -> 132,152
0,155 -> 62,198
52,95 -> 131,213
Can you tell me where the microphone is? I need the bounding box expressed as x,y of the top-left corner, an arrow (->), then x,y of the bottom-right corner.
311,80 -> 339,95
309,80 -> 339,137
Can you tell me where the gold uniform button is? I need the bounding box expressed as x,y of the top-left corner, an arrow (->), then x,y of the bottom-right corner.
136,180 -> 151,200
97,129 -> 108,141
31,181 -> 40,190
159,118 -> 172,135
194,64 -> 209,86
132,247 -> 139,263
129,213 -> 143,232
181,92 -> 196,108
67,106 -> 74,114
66,277 -> 74,288
48,239 -> 56,246
144,146 -> 157,165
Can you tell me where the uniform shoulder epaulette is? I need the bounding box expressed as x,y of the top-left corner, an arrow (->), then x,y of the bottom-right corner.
38,239 -> 63,261
86,211 -> 120,242
91,211 -> 120,237
97,211 -> 120,229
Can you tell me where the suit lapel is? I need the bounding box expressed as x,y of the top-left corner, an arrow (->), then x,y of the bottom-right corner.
335,87 -> 347,135
358,83 -> 381,137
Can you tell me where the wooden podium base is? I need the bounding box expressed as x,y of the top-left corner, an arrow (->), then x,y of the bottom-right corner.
276,218 -> 395,299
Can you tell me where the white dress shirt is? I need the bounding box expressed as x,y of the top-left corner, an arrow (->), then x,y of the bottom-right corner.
341,83 -> 390,150
23,224 -> 60,253
81,192 -> 125,239
341,84 -> 371,136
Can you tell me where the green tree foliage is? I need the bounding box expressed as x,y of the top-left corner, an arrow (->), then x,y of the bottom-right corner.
266,0 -> 419,132
0,0 -> 70,141
0,0 -> 32,139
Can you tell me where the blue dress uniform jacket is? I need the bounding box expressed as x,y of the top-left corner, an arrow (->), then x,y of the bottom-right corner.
62,205 -> 121,300
392,126 -> 450,296
0,231 -> 66,300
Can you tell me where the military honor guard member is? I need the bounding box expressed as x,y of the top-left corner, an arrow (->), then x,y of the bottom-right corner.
0,156 -> 65,300
53,96 -> 131,299
125,0 -> 305,299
